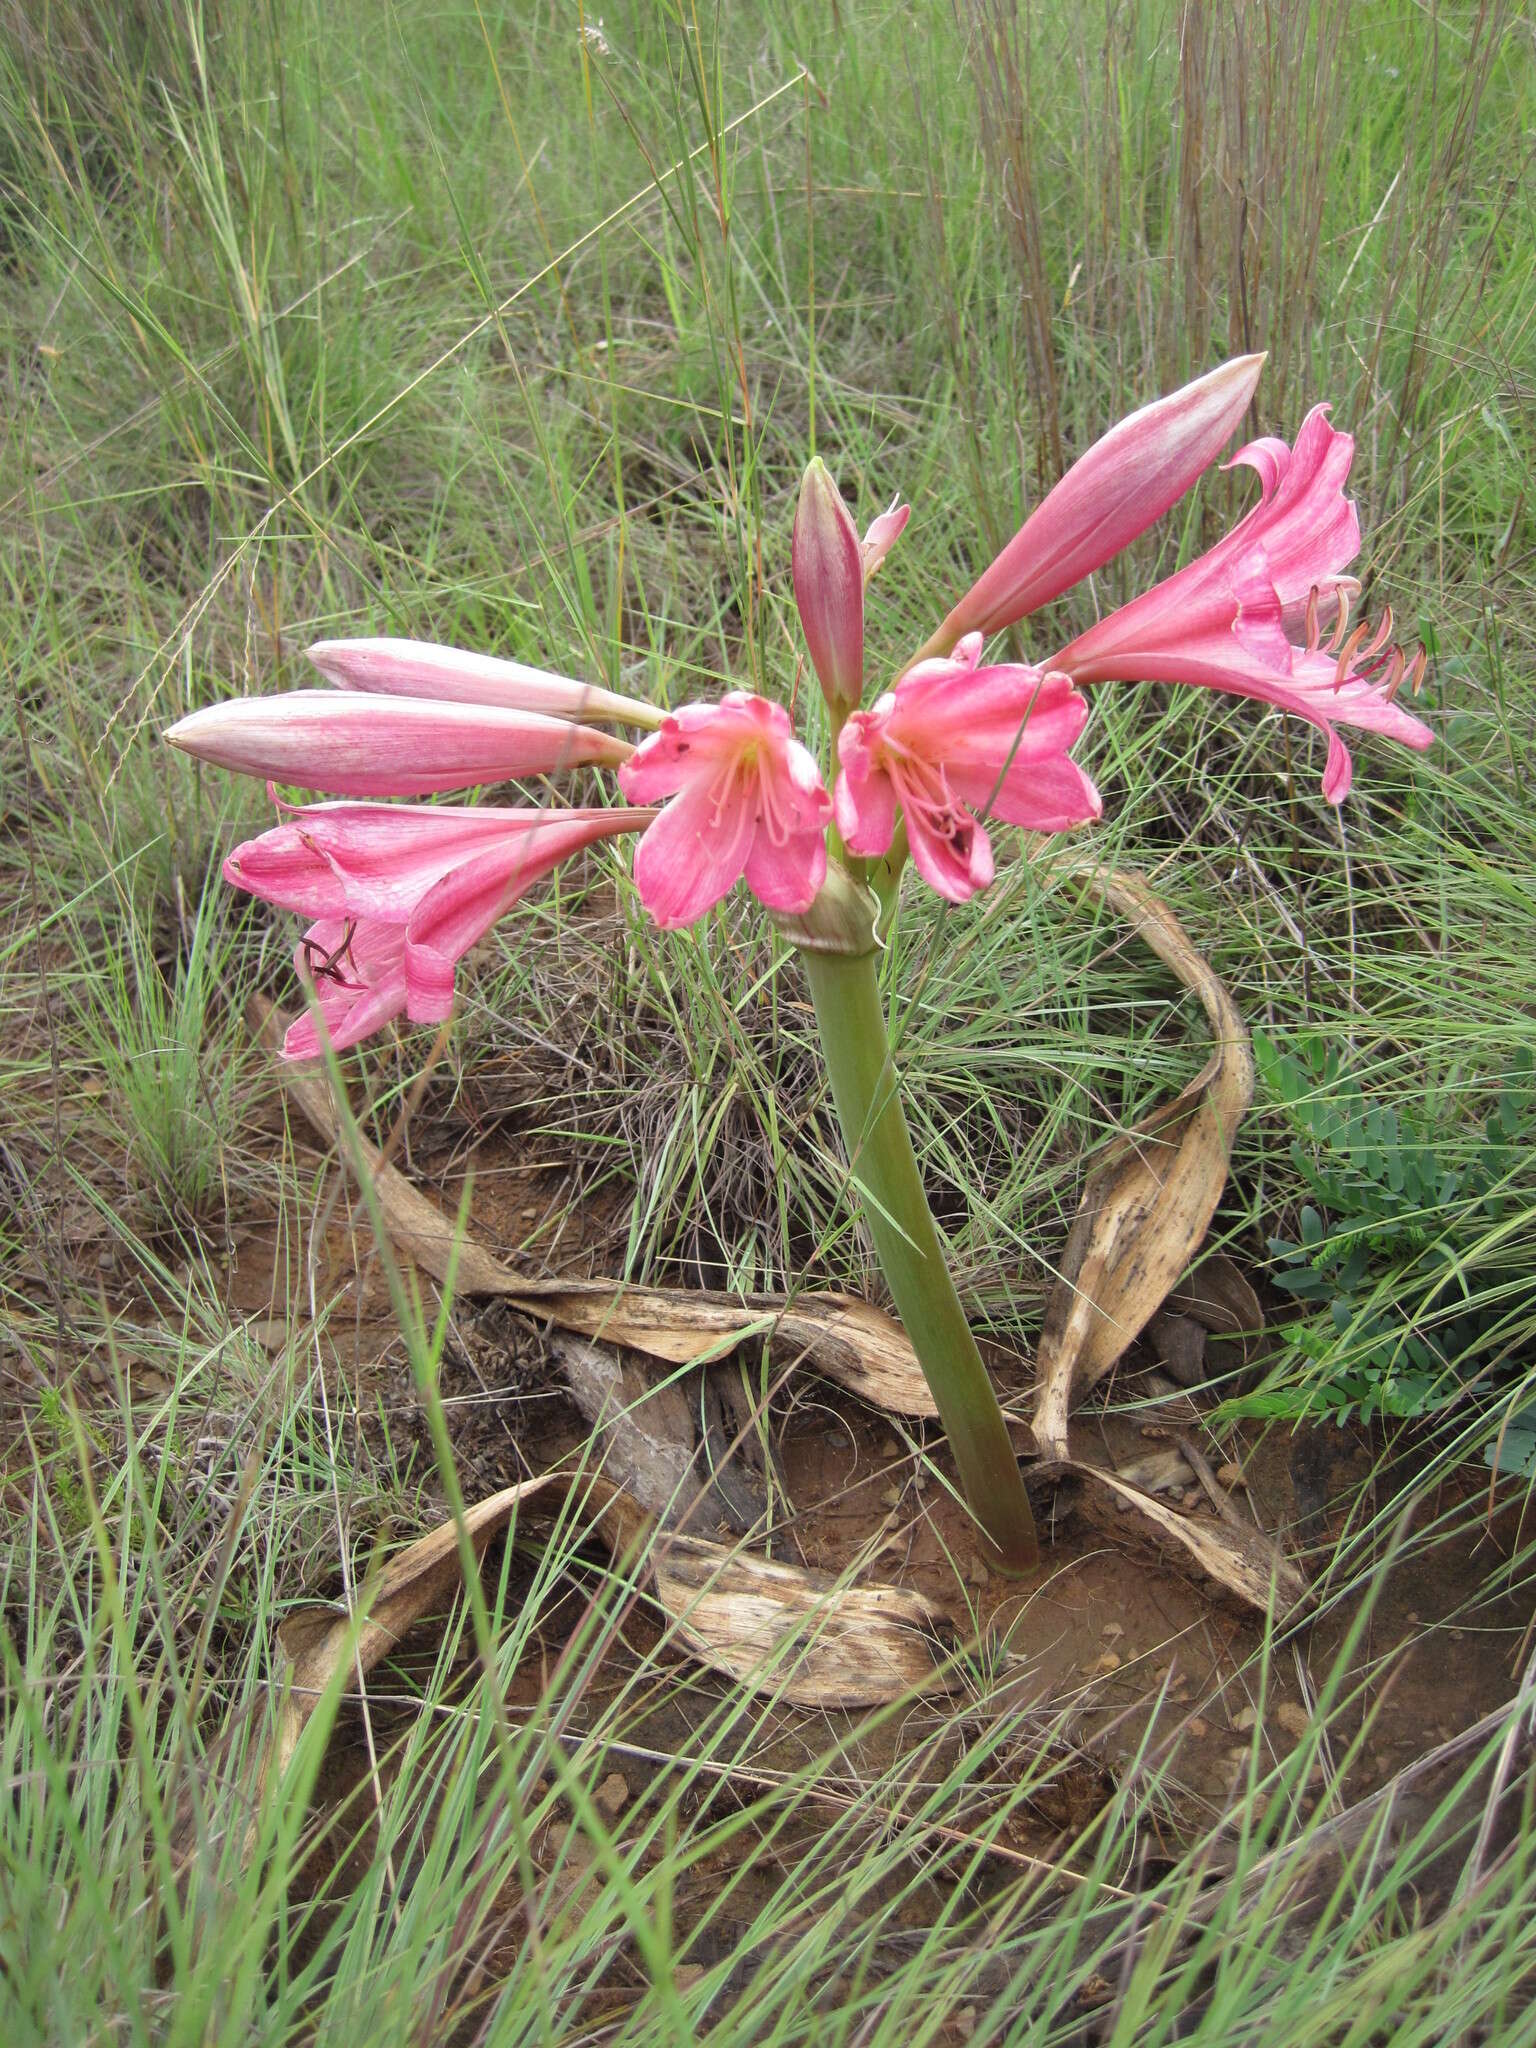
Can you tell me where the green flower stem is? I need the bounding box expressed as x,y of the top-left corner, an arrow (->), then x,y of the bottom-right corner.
802,944 -> 1039,1571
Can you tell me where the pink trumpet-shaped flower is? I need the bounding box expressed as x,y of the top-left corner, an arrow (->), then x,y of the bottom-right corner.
618,693 -> 832,928
224,800 -> 648,922
262,805 -> 653,1058
1052,406 -> 1432,802
165,691 -> 631,797
792,458 -> 865,711
307,636 -> 660,729
835,634 -> 1101,903
938,354 -> 1266,643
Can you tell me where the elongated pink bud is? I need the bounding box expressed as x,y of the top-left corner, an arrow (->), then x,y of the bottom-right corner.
937,354 -> 1266,645
307,637 -> 662,729
165,690 -> 631,797
792,457 -> 865,711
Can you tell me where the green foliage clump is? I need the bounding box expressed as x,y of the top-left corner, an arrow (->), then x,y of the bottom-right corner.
1253,1032 -> 1535,1425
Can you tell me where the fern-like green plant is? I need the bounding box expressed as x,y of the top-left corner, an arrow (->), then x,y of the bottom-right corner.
1249,1033 -> 1535,1425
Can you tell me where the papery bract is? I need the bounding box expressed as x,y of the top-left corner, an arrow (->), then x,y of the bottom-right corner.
792,458 -> 865,711
307,637 -> 658,728
937,354 -> 1265,645
166,690 -> 630,797
618,692 -> 832,928
1052,407 -> 1432,801
836,634 -> 1101,903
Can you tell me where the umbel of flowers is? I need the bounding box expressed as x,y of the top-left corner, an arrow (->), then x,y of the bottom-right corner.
169,357 -> 1431,1568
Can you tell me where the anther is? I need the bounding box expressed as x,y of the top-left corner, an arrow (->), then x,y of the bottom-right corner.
1333,620 -> 1372,686
1361,607 -> 1395,659
1326,586 -> 1354,654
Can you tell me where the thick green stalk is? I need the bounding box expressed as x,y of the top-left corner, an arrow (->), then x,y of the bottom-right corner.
802,946 -> 1039,1571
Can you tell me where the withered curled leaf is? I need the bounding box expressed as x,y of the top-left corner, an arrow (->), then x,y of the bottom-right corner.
253,996 -> 935,1417
1031,869 -> 1255,1466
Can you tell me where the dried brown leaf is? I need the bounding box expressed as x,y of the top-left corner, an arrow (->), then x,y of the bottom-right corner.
268,1476 -> 554,1790
245,1469 -> 948,1862
253,996 -> 934,1415
1031,870 -> 1255,1464
1166,1252 -> 1264,1342
649,1537 -> 954,1706
1069,1460 -> 1306,1613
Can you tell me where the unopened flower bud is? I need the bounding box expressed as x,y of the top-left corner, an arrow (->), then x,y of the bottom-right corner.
793,457 -> 865,712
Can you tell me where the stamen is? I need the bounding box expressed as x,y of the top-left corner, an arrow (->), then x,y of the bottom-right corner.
301,918 -> 363,989
1326,585 -> 1354,654
1322,608 -> 1428,706
708,765 -> 742,830
1333,620 -> 1372,687
893,757 -> 974,858
1376,648 -> 1407,702
1303,586 -> 1321,655
754,750 -> 792,847
1361,605 -> 1395,659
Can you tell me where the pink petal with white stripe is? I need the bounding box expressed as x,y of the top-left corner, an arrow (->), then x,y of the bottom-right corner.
940,354 -> 1264,641
166,690 -> 630,797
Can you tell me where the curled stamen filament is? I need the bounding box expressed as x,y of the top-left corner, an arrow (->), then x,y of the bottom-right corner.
1326,584 -> 1354,655
754,750 -> 793,847
1325,608 -> 1429,702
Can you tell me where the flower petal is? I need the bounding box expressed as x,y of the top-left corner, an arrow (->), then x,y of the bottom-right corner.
283,920 -> 409,1059
949,752 -> 1102,832
940,355 -> 1265,640
743,823 -> 827,914
1221,405 -> 1360,607
307,637 -> 657,727
904,804 -> 995,904
223,802 -> 554,920
861,498 -> 910,582
399,810 -> 650,1014
834,730 -> 898,857
166,690 -> 630,797
631,772 -> 757,929
617,699 -> 757,803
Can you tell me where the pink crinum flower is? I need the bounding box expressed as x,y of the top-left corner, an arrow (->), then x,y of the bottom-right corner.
167,353 -> 1434,1062
618,693 -> 832,928
835,636 -> 1101,902
226,801 -> 653,1056
1050,406 -> 1432,802
931,360 -> 1430,805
